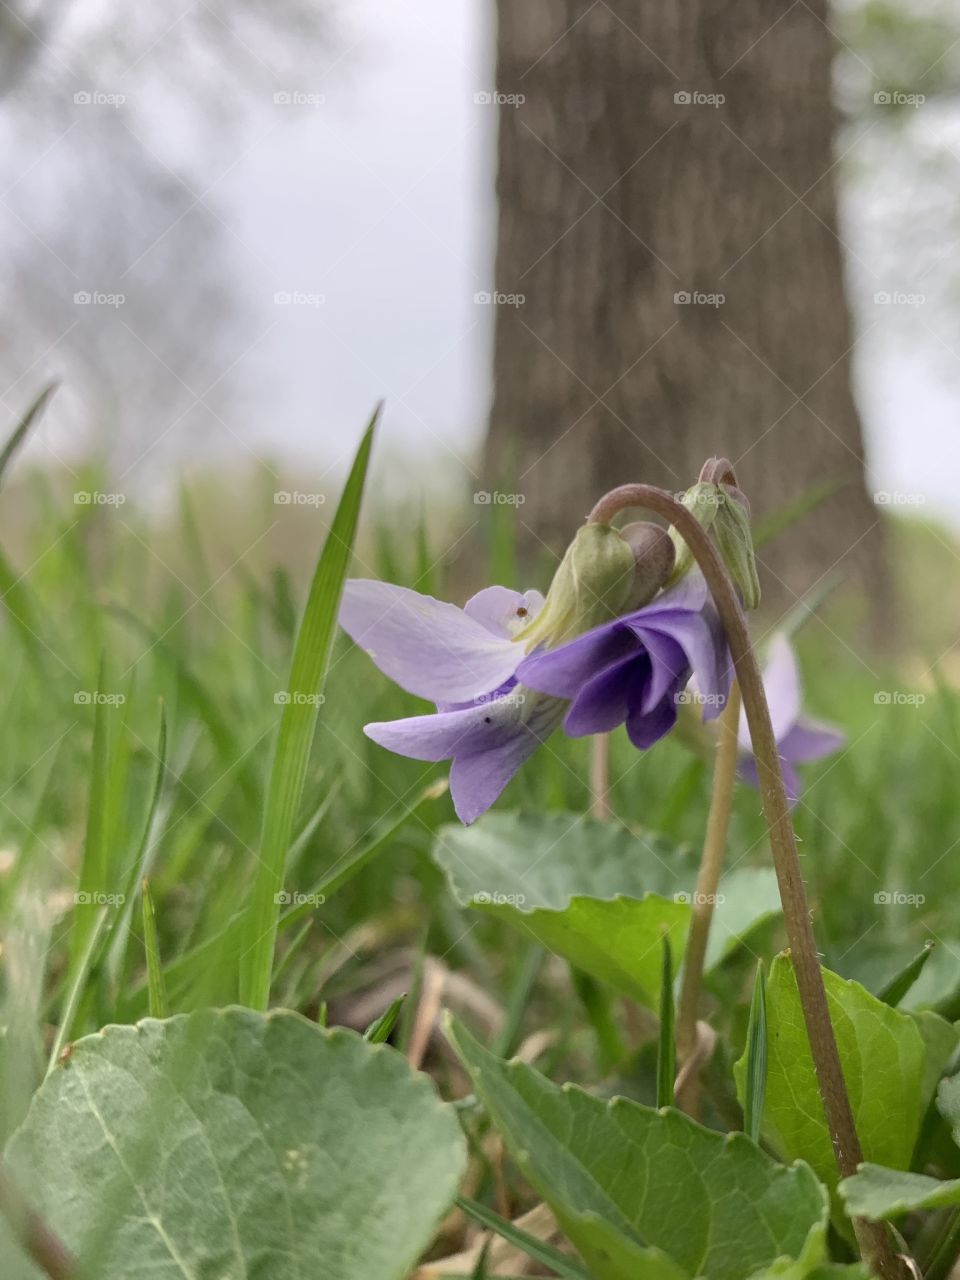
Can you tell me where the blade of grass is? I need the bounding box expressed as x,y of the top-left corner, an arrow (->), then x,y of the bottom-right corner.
140,879 -> 168,1018
0,383 -> 57,487
398,924 -> 428,1056
103,704 -> 168,990
743,960 -> 768,1143
656,934 -> 675,1108
363,994 -> 406,1044
455,1196 -> 590,1280
277,779 -> 445,932
46,907 -> 109,1076
571,969 -> 624,1073
493,943 -> 543,1058
240,405 -> 379,1010
68,655 -> 114,973
877,942 -> 935,1008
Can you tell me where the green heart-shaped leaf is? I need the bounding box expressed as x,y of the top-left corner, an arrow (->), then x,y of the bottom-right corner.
736,954 -> 930,1191
6,1007 -> 466,1279
839,1164 -> 960,1220
447,1016 -> 828,1280
434,812 -> 781,1009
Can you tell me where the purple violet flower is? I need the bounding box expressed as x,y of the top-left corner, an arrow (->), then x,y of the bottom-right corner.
738,632 -> 845,804
339,580 -> 564,824
517,570 -> 732,748
339,570 -> 731,824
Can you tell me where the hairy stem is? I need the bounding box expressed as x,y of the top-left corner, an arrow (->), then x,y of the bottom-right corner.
675,680 -> 742,1103
589,483 -> 905,1280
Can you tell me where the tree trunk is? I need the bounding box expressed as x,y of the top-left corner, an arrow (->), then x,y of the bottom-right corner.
485,0 -> 890,624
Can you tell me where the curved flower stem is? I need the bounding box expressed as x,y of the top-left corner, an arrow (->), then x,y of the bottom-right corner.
675,679 -> 741,1109
589,483 -> 906,1280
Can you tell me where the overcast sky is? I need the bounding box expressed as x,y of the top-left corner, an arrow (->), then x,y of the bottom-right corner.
9,0 -> 960,525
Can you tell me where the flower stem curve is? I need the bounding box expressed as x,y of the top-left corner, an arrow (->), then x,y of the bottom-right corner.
589,482 -> 905,1280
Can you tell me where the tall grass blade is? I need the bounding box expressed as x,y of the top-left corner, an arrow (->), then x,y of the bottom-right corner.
0,383 -> 57,487
743,960 -> 768,1143
455,1196 -> 591,1280
240,405 -> 379,1009
878,942 -> 935,1008
656,933 -> 675,1108
141,879 -> 168,1018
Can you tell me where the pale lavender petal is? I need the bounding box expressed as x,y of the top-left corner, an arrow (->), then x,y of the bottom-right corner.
779,716 -> 845,764
640,568 -> 709,616
740,632 -> 801,750
340,579 -> 522,703
464,586 -> 544,637
516,623 -> 636,698
365,689 -> 565,824
563,653 -> 650,737
737,754 -> 801,805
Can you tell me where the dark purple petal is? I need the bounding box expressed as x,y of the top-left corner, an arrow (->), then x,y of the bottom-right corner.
364,688 -> 565,824
516,624 -> 637,699
632,609 -> 727,719
563,652 -> 650,737
340,579 -> 524,704
625,694 -> 679,750
631,629 -> 688,713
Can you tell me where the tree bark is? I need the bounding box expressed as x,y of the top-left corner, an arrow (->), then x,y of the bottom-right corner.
485,0 -> 890,623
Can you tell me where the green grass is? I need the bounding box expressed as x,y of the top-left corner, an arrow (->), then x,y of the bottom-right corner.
0,408 -> 956,1271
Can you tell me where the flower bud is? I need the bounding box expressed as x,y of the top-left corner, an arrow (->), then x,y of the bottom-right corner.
619,521 -> 675,608
666,472 -> 761,610
667,481 -> 721,585
517,523 -> 635,650
714,488 -> 761,609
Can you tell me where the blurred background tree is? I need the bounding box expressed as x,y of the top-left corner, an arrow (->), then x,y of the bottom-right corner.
0,0 -> 331,473
483,0 -> 959,623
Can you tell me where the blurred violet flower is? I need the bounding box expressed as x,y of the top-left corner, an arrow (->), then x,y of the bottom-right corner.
739,632 -> 844,804
339,570 -> 731,824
